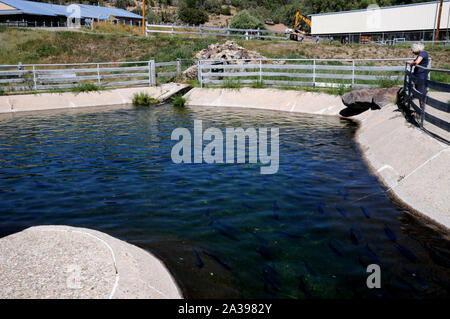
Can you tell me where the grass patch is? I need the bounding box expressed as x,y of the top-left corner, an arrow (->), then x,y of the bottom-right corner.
375,76 -> 401,88
70,83 -> 103,94
172,96 -> 186,107
251,80 -> 266,88
132,92 -> 159,106
222,78 -> 242,89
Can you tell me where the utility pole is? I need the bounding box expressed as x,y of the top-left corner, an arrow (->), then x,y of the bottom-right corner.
435,0 -> 444,44
142,0 -> 146,35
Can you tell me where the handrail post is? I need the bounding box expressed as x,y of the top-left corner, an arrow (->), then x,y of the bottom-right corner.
199,26 -> 203,38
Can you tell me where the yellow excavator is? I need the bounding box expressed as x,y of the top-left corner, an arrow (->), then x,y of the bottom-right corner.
289,11 -> 311,41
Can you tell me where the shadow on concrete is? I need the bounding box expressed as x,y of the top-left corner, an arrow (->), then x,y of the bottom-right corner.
339,107 -> 370,117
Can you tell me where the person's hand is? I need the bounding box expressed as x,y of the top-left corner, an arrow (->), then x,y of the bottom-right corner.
409,61 -> 416,67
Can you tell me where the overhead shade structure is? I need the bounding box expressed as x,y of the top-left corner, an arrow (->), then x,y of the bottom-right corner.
0,0 -> 142,23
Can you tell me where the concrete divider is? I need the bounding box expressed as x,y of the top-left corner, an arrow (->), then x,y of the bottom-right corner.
0,83 -> 189,114
185,88 -> 450,230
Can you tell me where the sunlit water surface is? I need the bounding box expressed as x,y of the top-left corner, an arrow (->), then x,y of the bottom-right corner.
0,104 -> 449,298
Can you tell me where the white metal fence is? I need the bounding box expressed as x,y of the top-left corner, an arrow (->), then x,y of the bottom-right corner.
198,58 -> 413,88
146,23 -> 290,40
0,60 -> 185,93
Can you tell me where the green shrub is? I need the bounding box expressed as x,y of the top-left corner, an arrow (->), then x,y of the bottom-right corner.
172,96 -> 186,107
132,92 -> 159,106
0,87 -> 5,96
221,6 -> 232,16
71,83 -> 103,94
229,10 -> 265,30
178,7 -> 209,25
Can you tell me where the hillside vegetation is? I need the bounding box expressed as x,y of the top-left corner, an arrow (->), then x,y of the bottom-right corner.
1,28 -> 449,68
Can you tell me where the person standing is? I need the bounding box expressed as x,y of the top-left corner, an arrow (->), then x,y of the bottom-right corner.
409,42 -> 429,107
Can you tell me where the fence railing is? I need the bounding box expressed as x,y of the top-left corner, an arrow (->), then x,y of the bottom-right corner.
146,23 -> 290,40
0,60 -> 186,93
403,63 -> 450,144
198,58 -> 411,89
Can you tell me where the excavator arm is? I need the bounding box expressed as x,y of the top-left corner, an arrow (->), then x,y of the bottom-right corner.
294,11 -> 311,31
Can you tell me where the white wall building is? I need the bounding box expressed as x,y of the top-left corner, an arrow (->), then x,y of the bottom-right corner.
309,1 -> 450,42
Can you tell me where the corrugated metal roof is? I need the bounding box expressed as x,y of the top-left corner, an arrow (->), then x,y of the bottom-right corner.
0,0 -> 57,16
308,0 -> 450,17
0,0 -> 142,19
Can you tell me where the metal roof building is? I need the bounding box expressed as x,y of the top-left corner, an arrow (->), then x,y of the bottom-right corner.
0,0 -> 142,27
309,1 -> 450,43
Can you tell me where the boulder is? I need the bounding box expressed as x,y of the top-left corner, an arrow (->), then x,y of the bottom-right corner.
372,86 -> 401,109
341,89 -> 375,109
341,86 -> 401,110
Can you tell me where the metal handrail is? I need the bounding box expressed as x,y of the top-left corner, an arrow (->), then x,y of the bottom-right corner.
403,62 -> 450,144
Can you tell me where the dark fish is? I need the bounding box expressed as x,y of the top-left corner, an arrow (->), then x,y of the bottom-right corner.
304,261 -> 318,278
201,248 -> 231,271
365,243 -> 380,263
384,224 -> 397,242
216,220 -> 240,234
349,228 -> 360,246
204,209 -> 211,217
257,245 -> 274,261
274,230 -> 302,239
343,189 -> 349,200
273,200 -> 280,211
242,202 -> 253,209
317,202 -> 325,215
372,241 -> 384,252
395,244 -> 417,263
298,275 -> 311,298
328,240 -> 343,257
360,206 -> 371,219
335,205 -> 347,218
213,225 -> 239,241
402,268 -> 428,289
251,232 -> 269,246
262,265 -> 281,291
272,200 -> 280,220
192,247 -> 204,268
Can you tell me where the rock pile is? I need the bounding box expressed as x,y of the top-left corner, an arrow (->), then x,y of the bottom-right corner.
182,41 -> 278,80
195,41 -> 266,61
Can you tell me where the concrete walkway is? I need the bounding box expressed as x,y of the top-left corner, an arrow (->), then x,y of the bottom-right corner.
0,83 -> 188,114
0,226 -> 182,299
185,88 -> 450,230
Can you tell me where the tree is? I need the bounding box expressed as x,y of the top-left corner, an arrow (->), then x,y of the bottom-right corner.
229,10 -> 265,30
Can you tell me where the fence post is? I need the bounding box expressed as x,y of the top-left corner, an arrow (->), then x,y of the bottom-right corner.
259,59 -> 262,82
32,65 -> 37,91
199,26 -> 203,38
198,60 -> 203,88
148,61 -> 152,86
145,22 -> 148,37
352,60 -> 355,86
312,59 -> 316,88
96,64 -> 101,85
176,59 -> 182,75
171,25 -> 174,36
227,25 -> 230,38
150,60 -> 156,86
